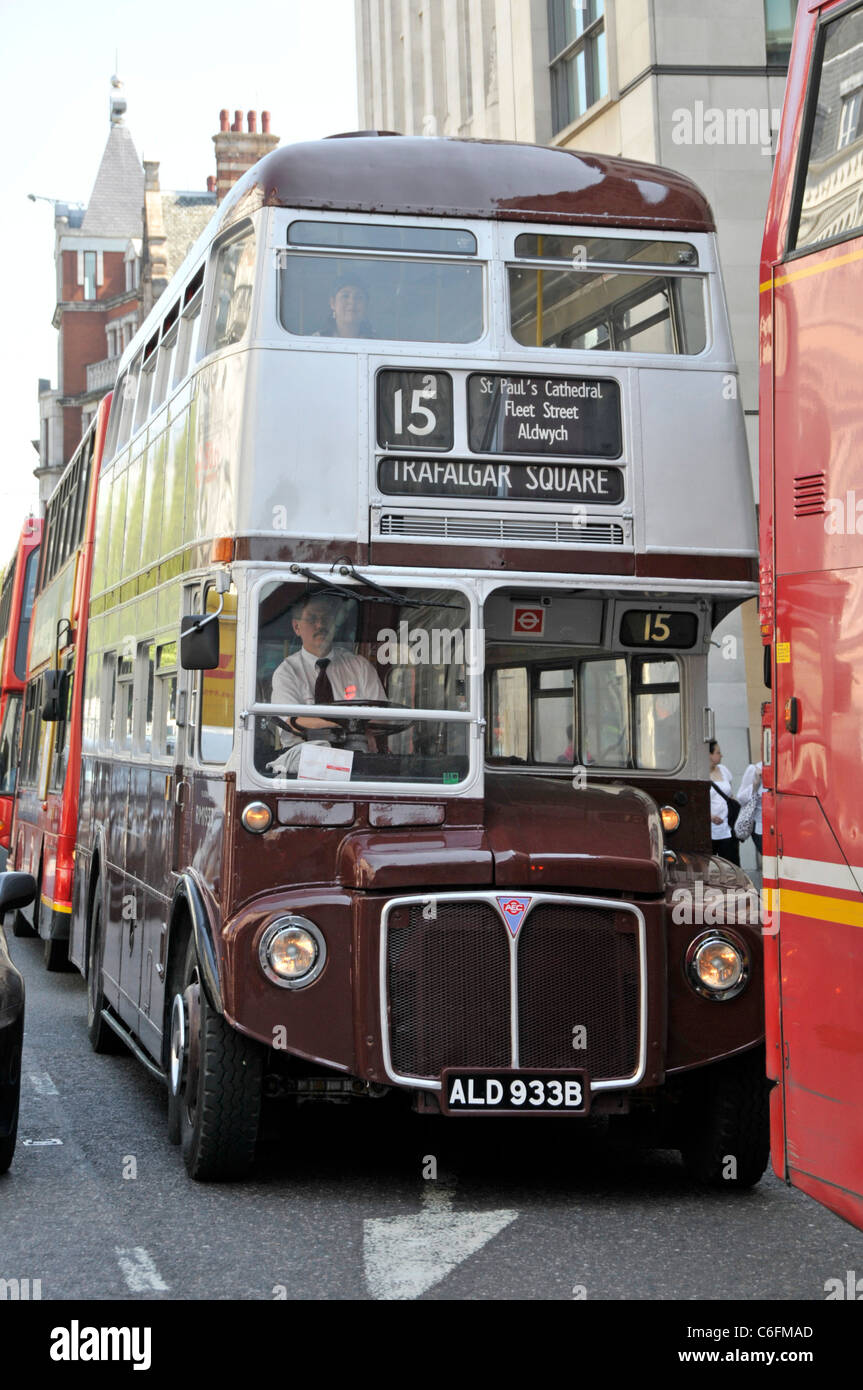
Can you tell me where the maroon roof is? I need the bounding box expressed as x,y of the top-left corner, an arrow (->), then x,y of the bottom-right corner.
217,134 -> 715,234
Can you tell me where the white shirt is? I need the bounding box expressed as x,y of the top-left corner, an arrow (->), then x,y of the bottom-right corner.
271,644 -> 386,709
268,644 -> 387,771
710,764 -> 734,839
737,762 -> 763,834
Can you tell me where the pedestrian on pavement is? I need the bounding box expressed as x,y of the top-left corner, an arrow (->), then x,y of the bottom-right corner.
709,738 -> 740,865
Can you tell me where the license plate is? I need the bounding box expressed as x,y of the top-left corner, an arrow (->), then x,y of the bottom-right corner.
441,1070 -> 589,1115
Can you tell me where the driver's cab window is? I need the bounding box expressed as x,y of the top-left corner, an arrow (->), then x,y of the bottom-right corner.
254,581 -> 471,785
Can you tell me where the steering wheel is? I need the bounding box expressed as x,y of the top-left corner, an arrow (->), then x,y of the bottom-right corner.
325,698 -> 417,737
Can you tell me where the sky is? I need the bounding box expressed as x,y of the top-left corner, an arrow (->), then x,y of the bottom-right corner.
0,0 -> 359,564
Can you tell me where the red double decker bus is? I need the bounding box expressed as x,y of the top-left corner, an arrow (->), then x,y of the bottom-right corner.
0,517 -> 42,861
10,396 -> 111,969
761,0 -> 863,1231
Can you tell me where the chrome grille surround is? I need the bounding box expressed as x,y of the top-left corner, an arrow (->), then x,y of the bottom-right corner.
379,891 -> 647,1093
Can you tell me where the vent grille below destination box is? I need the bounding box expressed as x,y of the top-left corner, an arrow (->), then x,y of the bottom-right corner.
374,509 -> 629,546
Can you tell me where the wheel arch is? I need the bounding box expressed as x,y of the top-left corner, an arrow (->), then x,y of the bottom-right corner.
169,873 -> 223,1016
83,825 -> 108,978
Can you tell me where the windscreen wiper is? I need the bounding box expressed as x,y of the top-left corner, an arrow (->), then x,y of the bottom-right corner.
331,561 -> 465,611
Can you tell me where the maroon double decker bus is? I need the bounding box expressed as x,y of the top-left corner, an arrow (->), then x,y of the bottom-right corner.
70,134 -> 766,1181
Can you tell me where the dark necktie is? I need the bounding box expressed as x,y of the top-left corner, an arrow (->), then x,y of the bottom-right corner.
315,658 -> 334,704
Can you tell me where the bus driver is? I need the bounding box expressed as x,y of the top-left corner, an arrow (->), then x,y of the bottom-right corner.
267,592 -> 386,774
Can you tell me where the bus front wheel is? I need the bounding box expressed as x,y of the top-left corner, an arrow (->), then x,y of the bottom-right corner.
169,936 -> 263,1181
678,1048 -> 770,1189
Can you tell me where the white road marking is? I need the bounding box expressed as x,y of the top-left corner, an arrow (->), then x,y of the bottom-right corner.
21,1137 -> 63,1146
363,1184 -> 518,1300
115,1247 -> 170,1293
28,1071 -> 59,1097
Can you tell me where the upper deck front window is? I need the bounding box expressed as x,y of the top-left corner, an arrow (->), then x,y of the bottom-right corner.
508,234 -> 706,355
279,220 -> 483,344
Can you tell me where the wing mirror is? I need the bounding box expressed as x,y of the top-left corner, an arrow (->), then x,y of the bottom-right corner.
0,871 -> 37,915
180,571 -> 230,671
41,669 -> 69,721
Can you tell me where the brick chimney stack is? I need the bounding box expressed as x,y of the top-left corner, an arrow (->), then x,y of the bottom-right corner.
212,108 -> 279,202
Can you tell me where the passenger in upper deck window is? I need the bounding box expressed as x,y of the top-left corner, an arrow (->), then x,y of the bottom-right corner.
319,275 -> 375,338
266,592 -> 386,775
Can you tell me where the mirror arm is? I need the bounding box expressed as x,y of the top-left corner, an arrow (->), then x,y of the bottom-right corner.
185,590 -> 224,635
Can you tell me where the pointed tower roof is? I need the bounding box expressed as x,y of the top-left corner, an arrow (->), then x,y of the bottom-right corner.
80,78 -> 144,237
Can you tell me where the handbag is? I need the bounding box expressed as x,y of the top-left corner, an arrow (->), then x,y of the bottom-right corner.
713,783 -> 741,832
734,792 -> 758,842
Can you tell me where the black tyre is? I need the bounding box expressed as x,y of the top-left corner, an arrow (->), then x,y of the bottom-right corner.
11,911 -> 36,939
679,1048 -> 770,1189
0,1106 -> 19,1175
0,1019 -> 22,1176
43,933 -> 71,973
11,870 -> 36,938
86,892 -> 125,1055
169,935 -> 263,1180
38,871 -> 73,972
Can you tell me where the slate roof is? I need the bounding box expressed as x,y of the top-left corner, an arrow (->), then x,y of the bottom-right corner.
80,123 -> 145,237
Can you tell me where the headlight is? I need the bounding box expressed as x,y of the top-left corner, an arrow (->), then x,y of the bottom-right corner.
686,932 -> 749,1001
242,801 -> 273,833
259,916 -> 326,989
660,805 -> 680,833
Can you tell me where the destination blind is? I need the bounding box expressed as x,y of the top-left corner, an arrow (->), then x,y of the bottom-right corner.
468,373 -> 622,458
377,456 -> 624,503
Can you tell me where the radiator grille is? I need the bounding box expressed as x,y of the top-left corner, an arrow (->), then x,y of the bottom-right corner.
517,905 -> 640,1076
376,512 -> 627,546
793,472 -> 826,517
386,902 -> 511,1077
384,896 -> 643,1085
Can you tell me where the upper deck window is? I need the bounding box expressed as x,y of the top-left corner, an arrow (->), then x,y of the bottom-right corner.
514,234 -> 698,268
288,221 -> 476,256
14,547 -> 39,681
508,236 -> 706,355
279,235 -> 483,344
208,227 -> 256,351
792,6 -> 863,250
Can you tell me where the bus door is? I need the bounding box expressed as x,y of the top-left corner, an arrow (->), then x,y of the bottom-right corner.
769,1 -> 863,1228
